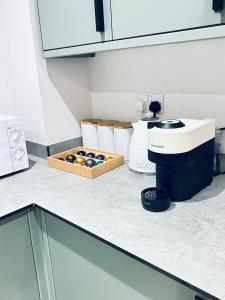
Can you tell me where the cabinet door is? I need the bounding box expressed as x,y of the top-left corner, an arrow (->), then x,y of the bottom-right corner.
37,0 -> 112,50
111,0 -> 223,40
0,212 -> 40,300
45,213 -> 196,300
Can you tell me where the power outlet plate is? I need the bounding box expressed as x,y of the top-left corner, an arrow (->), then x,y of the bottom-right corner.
136,93 -> 164,115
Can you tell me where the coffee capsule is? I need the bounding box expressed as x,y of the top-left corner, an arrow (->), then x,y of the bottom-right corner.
85,158 -> 96,168
96,154 -> 105,161
77,150 -> 86,156
76,156 -> 86,165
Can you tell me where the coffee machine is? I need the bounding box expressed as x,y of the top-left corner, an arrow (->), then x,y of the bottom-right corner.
148,119 -> 215,202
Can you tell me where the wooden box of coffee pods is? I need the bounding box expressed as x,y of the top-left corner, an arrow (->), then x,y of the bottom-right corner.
48,146 -> 124,179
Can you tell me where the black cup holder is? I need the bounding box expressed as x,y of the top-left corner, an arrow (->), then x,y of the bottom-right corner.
141,187 -> 171,212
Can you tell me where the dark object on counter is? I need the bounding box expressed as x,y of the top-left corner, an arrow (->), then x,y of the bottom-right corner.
154,142 -> 214,201
96,154 -> 105,160
85,158 -> 96,168
214,127 -> 225,175
66,154 -> 76,163
57,157 -> 66,161
148,119 -> 215,202
77,150 -> 86,156
86,152 -> 96,158
141,187 -> 171,212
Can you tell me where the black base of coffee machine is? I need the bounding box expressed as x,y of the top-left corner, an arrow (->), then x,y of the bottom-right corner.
149,139 -> 215,202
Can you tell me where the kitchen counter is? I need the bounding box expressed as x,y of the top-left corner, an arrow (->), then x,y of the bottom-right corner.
1,157 -> 225,300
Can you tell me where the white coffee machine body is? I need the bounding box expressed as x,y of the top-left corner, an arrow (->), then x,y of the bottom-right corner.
148,119 -> 215,201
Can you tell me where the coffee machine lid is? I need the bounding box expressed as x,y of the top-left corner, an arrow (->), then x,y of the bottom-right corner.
148,119 -> 215,154
156,119 -> 185,129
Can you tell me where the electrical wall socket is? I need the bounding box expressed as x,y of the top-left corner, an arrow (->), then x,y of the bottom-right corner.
150,93 -> 164,115
136,93 -> 164,115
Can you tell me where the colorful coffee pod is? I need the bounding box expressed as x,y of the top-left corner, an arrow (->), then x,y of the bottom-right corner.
85,158 -> 96,168
95,161 -> 104,166
96,154 -> 105,161
66,154 -> 76,163
86,152 -> 96,159
77,150 -> 86,156
76,156 -> 86,165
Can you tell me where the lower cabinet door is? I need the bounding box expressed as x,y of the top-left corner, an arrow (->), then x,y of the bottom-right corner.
45,213 -> 196,300
0,211 -> 40,300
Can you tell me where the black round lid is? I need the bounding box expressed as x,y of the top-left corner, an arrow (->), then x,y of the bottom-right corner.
146,117 -> 160,129
141,187 -> 171,212
156,119 -> 185,129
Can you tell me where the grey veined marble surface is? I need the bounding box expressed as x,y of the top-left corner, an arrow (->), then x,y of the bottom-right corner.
1,157 -> 225,299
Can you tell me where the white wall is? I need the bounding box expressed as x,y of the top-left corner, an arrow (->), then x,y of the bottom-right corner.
91,92 -> 225,128
0,0 -> 46,144
89,38 -> 225,128
29,0 -> 92,145
43,58 -> 92,145
2,0 -> 225,145
0,0 -> 92,146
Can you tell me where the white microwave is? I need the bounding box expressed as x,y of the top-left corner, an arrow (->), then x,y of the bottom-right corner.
0,114 -> 29,177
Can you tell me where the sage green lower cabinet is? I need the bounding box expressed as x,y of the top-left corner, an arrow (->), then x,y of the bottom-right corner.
0,211 -> 40,300
45,213 -> 196,300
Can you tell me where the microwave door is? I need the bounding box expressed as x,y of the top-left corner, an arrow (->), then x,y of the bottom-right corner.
0,122 -> 13,176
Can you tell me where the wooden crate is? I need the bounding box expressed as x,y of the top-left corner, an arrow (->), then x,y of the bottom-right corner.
48,146 -> 124,179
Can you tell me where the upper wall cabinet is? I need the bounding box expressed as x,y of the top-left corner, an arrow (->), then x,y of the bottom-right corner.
36,0 -> 225,57
111,0 -> 223,40
37,0 -> 112,50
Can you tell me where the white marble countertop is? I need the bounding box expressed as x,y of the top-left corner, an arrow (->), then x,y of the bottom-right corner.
1,157 -> 225,300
